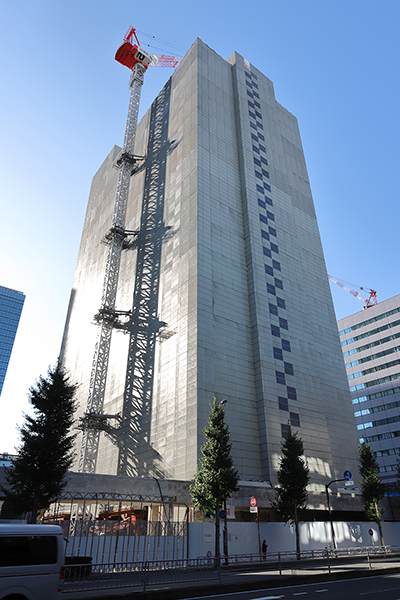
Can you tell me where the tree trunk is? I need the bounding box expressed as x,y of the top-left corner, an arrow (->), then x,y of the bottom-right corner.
294,507 -> 300,560
375,502 -> 385,547
29,493 -> 40,524
215,499 -> 220,557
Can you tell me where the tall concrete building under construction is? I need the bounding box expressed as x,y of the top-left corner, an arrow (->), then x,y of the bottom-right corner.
61,38 -> 359,487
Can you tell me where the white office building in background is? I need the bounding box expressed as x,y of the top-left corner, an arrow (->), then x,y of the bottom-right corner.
338,294 -> 400,484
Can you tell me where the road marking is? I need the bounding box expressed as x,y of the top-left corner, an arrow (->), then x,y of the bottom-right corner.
251,596 -> 284,599
293,593 -> 308,596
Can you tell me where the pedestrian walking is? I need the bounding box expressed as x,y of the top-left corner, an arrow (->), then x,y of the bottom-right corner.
262,539 -> 268,560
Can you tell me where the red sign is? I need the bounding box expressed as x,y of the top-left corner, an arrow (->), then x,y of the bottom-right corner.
250,496 -> 257,507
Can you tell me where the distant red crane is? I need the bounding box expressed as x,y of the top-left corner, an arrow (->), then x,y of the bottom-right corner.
328,275 -> 377,308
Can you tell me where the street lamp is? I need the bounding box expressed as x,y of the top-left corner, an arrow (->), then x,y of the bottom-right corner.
325,478 -> 345,550
220,398 -> 228,563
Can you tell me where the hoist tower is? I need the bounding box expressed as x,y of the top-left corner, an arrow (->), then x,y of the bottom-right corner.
78,28 -> 179,473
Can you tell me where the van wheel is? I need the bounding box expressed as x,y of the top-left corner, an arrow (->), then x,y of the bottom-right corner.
4,595 -> 28,599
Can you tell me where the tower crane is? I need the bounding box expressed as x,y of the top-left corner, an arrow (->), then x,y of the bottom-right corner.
328,275 -> 377,309
78,27 -> 181,474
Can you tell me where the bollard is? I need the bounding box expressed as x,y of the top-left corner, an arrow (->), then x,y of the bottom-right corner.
278,552 -> 281,576
367,550 -> 371,570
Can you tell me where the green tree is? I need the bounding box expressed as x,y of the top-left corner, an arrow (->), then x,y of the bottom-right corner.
358,442 -> 386,546
2,361 -> 77,523
190,397 -> 239,557
273,427 -> 309,558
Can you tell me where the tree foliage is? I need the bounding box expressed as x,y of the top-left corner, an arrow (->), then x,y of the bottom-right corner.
358,442 -> 386,545
273,427 -> 309,557
2,361 -> 77,523
190,398 -> 239,555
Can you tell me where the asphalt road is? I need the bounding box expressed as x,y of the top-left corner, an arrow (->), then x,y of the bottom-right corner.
180,573 -> 400,600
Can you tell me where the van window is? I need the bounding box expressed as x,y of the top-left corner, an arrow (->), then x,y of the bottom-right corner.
0,535 -> 58,566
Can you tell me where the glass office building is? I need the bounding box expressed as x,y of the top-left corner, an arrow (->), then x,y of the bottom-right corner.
338,294 -> 400,484
0,286 -> 25,395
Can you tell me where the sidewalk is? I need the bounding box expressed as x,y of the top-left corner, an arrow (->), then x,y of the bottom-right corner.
61,554 -> 400,600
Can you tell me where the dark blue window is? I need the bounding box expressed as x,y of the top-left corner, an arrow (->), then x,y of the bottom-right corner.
245,71 -> 251,79
261,229 -> 270,241
254,100 -> 261,109
267,211 -> 274,221
271,324 -> 280,337
262,169 -> 269,177
257,122 -> 264,130
282,339 -> 291,352
259,144 -> 266,153
253,145 -> 260,153
251,133 -> 258,142
250,122 -> 257,130
277,297 -> 285,309
271,243 -> 279,254
279,317 -> 288,330
258,131 -> 264,139
258,198 -> 266,209
249,110 -> 256,119
281,423 -> 290,438
252,82 -> 259,89
265,196 -> 273,206
287,386 -> 297,399
264,182 -> 271,192
267,283 -> 276,295
261,156 -> 268,166
269,226 -> 276,237
284,362 -> 294,375
254,91 -> 260,99
256,184 -> 264,194
269,304 -> 279,316
290,413 -> 300,427
246,80 -> 252,88
263,247 -> 272,258
279,397 -> 289,411
265,264 -> 273,275
273,260 -> 281,271
276,371 -> 286,385
248,100 -> 254,108
255,110 -> 262,119
275,278 -> 283,290
260,214 -> 268,224
274,347 -> 283,360
254,157 -> 261,167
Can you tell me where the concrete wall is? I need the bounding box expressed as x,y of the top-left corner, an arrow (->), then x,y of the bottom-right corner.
189,521 -> 400,557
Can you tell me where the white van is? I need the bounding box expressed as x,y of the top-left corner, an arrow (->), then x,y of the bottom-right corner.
0,524 -> 65,600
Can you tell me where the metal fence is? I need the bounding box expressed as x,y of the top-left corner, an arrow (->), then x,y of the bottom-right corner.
61,545 -> 400,594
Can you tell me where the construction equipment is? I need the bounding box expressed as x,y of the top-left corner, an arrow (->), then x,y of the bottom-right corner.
78,28 -> 181,474
328,275 -> 377,309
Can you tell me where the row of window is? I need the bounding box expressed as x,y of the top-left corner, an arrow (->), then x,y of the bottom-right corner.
357,413 -> 400,431
246,67 -> 298,437
360,430 -> 400,444
350,371 -> 400,392
348,357 -> 400,380
376,447 -> 399,457
379,464 -> 397,473
355,399 -> 400,417
352,385 -> 400,405
343,330 -> 400,358
345,343 -> 400,368
341,318 -> 400,347
339,306 -> 400,336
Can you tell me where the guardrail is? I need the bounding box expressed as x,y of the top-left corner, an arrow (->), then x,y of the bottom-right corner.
62,545 -> 400,594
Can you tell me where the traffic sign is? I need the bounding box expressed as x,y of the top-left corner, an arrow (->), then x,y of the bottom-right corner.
219,510 -> 226,519
369,529 -> 374,537
250,496 -> 257,507
344,470 -> 352,481
344,480 -> 354,486
250,506 -> 258,513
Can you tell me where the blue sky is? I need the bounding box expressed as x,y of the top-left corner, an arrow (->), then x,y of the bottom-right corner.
1,1 -> 399,451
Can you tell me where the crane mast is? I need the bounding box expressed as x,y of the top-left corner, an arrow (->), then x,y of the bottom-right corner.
78,61 -> 146,474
